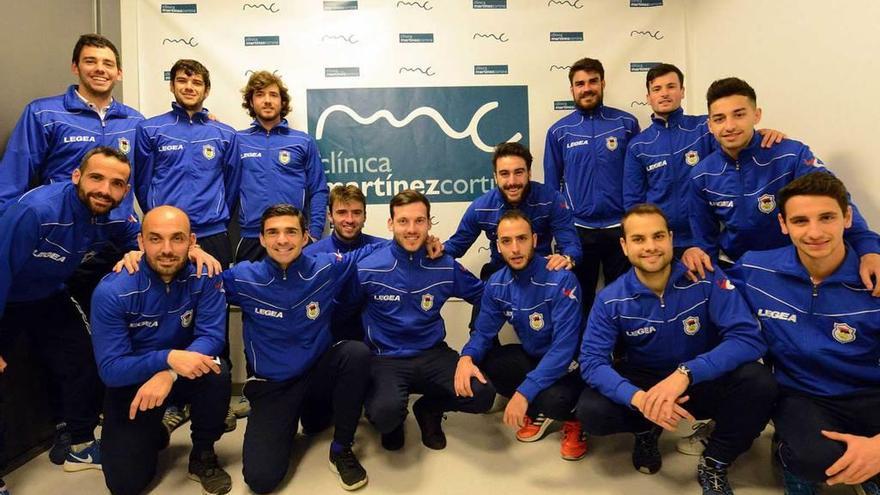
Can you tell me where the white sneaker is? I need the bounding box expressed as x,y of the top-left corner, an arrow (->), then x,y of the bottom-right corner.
231,395 -> 251,418
676,420 -> 714,456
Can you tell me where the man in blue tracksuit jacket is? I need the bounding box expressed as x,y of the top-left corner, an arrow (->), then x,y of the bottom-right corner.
544,57 -> 640,312
455,210 -> 586,460
234,71 -> 328,262
90,206 -> 231,495
681,77 -> 880,295
728,172 -> 880,494
356,190 -> 495,451
133,59 -> 240,268
0,147 -> 139,472
623,64 -> 784,256
303,185 -> 385,343
223,204 -> 380,493
577,204 -> 775,495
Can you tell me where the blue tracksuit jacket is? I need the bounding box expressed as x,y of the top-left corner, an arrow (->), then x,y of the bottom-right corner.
236,120 -> 328,238
544,105 -> 641,228
580,263 -> 765,407
134,103 -> 240,237
463,257 -> 583,402
89,260 -> 226,388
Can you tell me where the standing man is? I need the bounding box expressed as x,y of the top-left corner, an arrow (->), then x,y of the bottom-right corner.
224,204 -> 376,493
91,206 -> 231,495
544,57 -> 640,311
357,190 -> 496,451
235,71 -> 328,262
729,173 -> 880,495
455,210 -> 586,460
576,204 -> 776,495
304,185 -> 386,342
681,77 -> 880,294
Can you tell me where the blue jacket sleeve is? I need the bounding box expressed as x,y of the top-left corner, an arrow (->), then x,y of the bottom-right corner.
452,261 -> 484,305
543,128 -> 564,192
682,269 -> 766,384
518,275 -> 583,402
580,298 -> 641,407
185,274 -> 227,356
549,191 -> 582,264
133,123 -> 154,213
90,282 -> 171,387
443,203 -> 481,259
220,269 -> 240,306
0,105 -> 47,208
223,133 -> 242,221
109,215 -> 141,252
623,140 -> 648,210
0,205 -> 40,321
305,137 -> 329,238
687,169 -> 720,255
461,284 -> 505,363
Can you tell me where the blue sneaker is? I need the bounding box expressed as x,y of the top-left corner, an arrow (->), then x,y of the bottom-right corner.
781,470 -> 818,494
63,439 -> 102,472
859,477 -> 880,495
0,478 -> 10,495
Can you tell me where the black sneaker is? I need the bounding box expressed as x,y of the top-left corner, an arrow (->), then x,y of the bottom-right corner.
329,447 -> 368,491
381,423 -> 405,451
49,423 -> 71,465
413,397 -> 446,450
698,456 -> 734,495
632,427 -> 662,474
223,407 -> 237,433
188,450 -> 232,495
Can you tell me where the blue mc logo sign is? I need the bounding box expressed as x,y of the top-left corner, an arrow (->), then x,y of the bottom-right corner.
307,86 -> 529,204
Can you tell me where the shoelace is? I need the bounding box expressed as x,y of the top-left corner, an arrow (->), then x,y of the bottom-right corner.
701,466 -> 731,494
337,450 -> 361,471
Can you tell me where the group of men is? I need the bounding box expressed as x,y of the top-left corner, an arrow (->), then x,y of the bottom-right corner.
0,32 -> 877,495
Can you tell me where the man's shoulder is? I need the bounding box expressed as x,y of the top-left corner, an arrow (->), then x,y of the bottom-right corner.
357,244 -> 394,269
594,271 -> 635,306
203,119 -> 237,136
548,111 -> 584,133
599,106 -> 638,122
24,93 -> 67,116
15,183 -> 67,215
139,111 -> 176,128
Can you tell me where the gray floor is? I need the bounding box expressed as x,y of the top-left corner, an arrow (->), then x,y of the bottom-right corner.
4,403 -> 853,495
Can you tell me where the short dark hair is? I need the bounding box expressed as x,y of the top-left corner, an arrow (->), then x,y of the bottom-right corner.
497,209 -> 534,234
260,204 -> 307,233
492,142 -> 533,172
241,70 -> 291,119
72,34 -> 121,67
329,185 -> 367,210
778,172 -> 849,220
620,203 -> 670,237
706,77 -> 756,111
389,189 -> 430,219
170,59 -> 211,89
645,63 -> 684,91
569,57 -> 604,84
79,146 -> 130,173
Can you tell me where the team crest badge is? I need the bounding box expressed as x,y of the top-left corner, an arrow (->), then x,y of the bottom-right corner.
682,316 -> 700,335
757,194 -> 776,214
529,312 -> 545,331
180,309 -> 194,328
278,150 -> 290,165
832,322 -> 856,344
117,137 -> 130,154
421,293 -> 434,311
306,302 -> 320,320
202,144 -> 216,160
606,136 -> 618,151
685,150 -> 700,166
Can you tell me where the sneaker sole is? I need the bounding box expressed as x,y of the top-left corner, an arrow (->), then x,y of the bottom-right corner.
675,439 -> 707,456
328,460 -> 369,491
516,418 -> 555,443
63,461 -> 102,472
187,472 -> 231,495
561,451 -> 587,461
637,466 -> 660,475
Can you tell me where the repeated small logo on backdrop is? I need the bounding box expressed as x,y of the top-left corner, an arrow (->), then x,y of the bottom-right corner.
399,33 -> 435,43
630,0 -> 663,6
630,30 -> 664,40
550,32 -> 584,42
162,37 -> 199,47
473,0 -> 506,8
324,67 -> 360,78
547,0 -> 583,8
161,4 -> 197,14
324,0 -> 358,10
630,62 -> 661,72
322,34 -> 359,44
242,2 -> 280,12
554,101 -> 575,111
244,36 -> 280,46
399,66 -> 436,76
474,65 -> 509,75
473,33 -> 509,42
397,1 -> 433,9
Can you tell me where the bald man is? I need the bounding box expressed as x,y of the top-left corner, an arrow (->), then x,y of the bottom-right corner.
90,206 -> 232,495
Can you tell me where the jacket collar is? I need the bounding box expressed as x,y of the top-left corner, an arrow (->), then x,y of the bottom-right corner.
650,107 -> 685,128
171,101 -> 210,122
390,240 -> 427,262
749,243 -> 862,286
621,261 -> 689,298
249,118 -> 290,134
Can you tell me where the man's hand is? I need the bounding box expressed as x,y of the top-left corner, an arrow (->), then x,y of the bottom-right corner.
188,246 -> 222,278
114,250 -> 145,274
681,247 -> 714,282
425,235 -> 445,259
757,128 -> 786,148
631,372 -> 694,431
167,350 -> 221,379
545,254 -> 573,271
0,355 -> 7,373
823,431 -> 880,485
129,370 -> 174,420
454,356 -> 487,397
503,392 -> 529,429
858,253 -> 880,297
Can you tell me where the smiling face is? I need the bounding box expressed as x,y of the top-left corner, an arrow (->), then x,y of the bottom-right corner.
620,212 -> 673,276
251,83 -> 282,127
71,153 -> 130,215
260,214 -> 308,269
494,155 -> 530,205
139,206 -> 195,282
330,199 -> 366,242
570,69 -> 605,111
71,45 -> 121,100
647,71 -> 684,118
708,94 -> 761,158
497,216 -> 537,271
779,194 -> 851,266
388,201 -> 430,253
170,70 -> 209,113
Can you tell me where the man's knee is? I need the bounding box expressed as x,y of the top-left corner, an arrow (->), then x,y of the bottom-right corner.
366,395 -> 408,433
778,436 -> 841,484
468,379 -> 497,413
244,463 -> 287,495
337,340 -> 372,370
733,362 -> 778,402
105,466 -> 155,495
574,388 -> 621,436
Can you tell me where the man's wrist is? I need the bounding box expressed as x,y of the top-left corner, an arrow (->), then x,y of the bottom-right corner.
167,369 -> 178,382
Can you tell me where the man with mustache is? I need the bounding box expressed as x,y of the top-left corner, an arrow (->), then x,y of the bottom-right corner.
90,205 -> 231,495
544,57 -> 640,312
234,70 -> 328,263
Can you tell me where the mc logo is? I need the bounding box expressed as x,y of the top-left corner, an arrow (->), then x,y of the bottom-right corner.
307,86 -> 529,204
